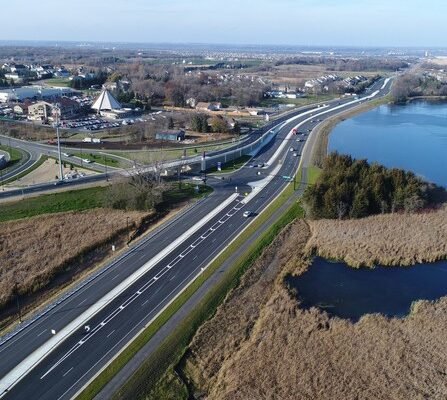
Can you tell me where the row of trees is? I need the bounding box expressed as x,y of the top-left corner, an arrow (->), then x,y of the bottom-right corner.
274,56 -> 410,71
69,70 -> 108,90
392,72 -> 447,103
190,114 -> 239,134
303,153 -> 444,219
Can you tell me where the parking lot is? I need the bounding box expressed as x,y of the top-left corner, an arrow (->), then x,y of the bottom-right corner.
62,116 -> 121,131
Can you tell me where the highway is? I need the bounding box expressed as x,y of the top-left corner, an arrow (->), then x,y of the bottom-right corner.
0,99 -> 357,200
0,77 -> 393,399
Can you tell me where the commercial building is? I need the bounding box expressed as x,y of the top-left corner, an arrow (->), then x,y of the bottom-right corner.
28,101 -> 53,121
0,86 -> 77,103
155,129 -> 186,141
28,97 -> 81,121
13,101 -> 32,115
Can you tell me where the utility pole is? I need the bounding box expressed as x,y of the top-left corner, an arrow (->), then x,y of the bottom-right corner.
104,154 -> 108,181
126,216 -> 130,245
54,104 -> 63,182
202,151 -> 207,184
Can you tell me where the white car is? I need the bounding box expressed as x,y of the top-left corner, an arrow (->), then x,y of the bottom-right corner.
243,211 -> 252,218
82,158 -> 93,164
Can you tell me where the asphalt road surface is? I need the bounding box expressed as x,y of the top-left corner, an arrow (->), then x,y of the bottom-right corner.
0,77 -> 392,399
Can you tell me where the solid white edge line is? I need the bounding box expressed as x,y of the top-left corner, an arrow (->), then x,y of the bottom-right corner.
69,85 -> 388,399
0,193 -> 239,397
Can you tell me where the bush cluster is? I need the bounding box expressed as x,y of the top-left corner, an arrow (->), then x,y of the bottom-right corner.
303,153 -> 444,219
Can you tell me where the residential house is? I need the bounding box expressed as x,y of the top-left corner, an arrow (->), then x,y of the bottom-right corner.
4,73 -> 24,83
10,64 -> 28,74
54,68 -> 71,78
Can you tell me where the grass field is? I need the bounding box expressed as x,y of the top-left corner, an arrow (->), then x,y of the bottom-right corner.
43,78 -> 71,87
0,182 -> 212,223
0,145 -> 22,166
109,142 -> 236,164
207,155 -> 251,173
0,186 -> 106,222
306,205 -> 447,267
307,165 -> 322,185
76,153 -> 121,168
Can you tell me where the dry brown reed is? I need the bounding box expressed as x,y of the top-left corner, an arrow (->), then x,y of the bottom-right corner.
0,209 -> 147,308
306,206 -> 447,267
184,219 -> 311,395
183,212 -> 447,400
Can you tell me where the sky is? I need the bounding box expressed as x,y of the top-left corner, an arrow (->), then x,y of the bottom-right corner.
3,0 -> 446,47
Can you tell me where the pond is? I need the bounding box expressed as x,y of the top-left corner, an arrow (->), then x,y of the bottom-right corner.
286,257 -> 447,321
329,101 -> 447,187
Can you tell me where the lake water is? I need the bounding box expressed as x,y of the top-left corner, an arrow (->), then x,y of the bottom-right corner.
286,257 -> 447,321
329,101 -> 447,187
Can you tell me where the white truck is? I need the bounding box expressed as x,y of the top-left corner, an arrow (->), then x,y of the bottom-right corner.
82,137 -> 101,144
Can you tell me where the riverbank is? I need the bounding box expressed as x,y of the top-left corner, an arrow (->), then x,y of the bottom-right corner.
310,95 -> 391,167
179,214 -> 447,399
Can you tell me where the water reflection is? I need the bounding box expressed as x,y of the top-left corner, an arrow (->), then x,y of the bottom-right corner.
286,257 -> 447,321
329,101 -> 447,187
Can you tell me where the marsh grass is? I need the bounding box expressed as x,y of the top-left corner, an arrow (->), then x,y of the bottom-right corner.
0,209 -> 147,309
306,206 -> 447,267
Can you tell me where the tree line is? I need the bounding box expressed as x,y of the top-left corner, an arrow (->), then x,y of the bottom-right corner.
303,153 -> 445,219
392,72 -> 447,103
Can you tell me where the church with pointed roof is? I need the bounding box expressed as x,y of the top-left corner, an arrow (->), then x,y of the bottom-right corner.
91,89 -> 122,113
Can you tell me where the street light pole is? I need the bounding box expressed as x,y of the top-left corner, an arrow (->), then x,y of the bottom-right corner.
15,281 -> 22,323
104,154 -> 108,181
54,104 -> 63,182
126,216 -> 130,245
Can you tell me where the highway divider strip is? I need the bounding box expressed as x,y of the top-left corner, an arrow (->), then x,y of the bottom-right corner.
73,129 -> 311,400
75,80 -> 380,396
0,189 -> 215,346
99,173 -> 305,400
0,192 -> 239,398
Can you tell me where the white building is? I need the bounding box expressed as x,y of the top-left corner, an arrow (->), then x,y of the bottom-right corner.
0,86 -> 76,103
91,89 -> 122,112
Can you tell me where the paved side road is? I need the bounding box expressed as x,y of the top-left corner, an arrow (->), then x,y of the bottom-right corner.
0,77 -> 393,400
